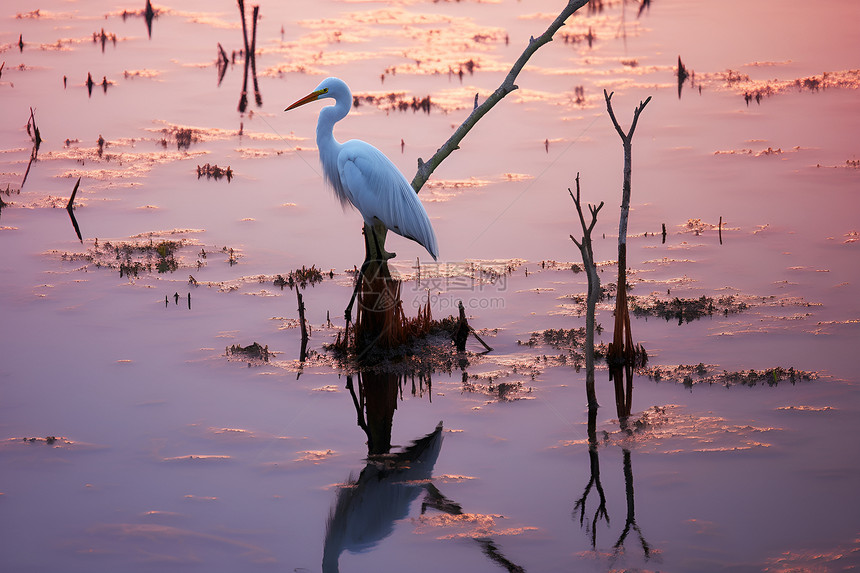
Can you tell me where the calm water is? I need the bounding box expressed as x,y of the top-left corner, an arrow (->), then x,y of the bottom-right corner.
1,1 -> 859,571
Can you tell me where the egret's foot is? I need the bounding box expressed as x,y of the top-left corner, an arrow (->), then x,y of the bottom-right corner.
365,221 -> 396,261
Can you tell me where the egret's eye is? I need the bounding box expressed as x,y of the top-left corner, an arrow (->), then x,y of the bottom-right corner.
322,88 -> 329,93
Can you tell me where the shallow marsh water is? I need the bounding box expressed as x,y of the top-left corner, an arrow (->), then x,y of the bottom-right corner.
1,0 -> 859,572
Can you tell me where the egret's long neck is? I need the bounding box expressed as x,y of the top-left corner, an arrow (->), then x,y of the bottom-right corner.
316,99 -> 349,152
315,94 -> 352,205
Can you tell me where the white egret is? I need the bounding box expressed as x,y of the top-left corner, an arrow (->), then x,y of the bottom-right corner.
285,77 -> 438,261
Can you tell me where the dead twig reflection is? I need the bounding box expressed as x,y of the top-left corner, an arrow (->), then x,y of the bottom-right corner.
145,0 -> 155,38
216,43 -> 229,86
67,177 -> 82,242
421,482 -> 463,516
612,448 -> 652,560
21,107 -> 42,189
475,538 -> 526,573
676,56 -> 690,99
297,289 -> 309,362
573,404 -> 610,549
236,0 -> 262,112
120,1 -> 156,38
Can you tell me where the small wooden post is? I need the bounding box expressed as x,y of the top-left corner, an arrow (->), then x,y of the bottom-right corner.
297,289 -> 309,361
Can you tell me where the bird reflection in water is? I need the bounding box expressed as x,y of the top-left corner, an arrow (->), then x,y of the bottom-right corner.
322,371 -> 443,573
323,371 -> 526,572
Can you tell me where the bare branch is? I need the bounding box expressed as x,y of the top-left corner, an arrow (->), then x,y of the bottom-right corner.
66,176 -> 81,210
605,89 -> 651,419
604,90 -> 626,141
569,173 -> 604,245
626,96 -> 652,140
411,0 -> 589,192
568,172 -> 602,410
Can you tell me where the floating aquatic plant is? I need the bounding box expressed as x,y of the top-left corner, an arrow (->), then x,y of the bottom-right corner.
641,363 -> 817,388
274,265 -> 326,290
196,163 -> 233,181
629,294 -> 749,324
227,342 -> 270,363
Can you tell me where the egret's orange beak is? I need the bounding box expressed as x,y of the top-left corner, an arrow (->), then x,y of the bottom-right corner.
285,89 -> 326,111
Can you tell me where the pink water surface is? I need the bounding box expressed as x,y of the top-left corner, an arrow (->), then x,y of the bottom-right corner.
1,1 -> 859,571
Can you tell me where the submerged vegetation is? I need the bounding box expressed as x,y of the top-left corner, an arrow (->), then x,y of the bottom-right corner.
51,233 -> 237,278
196,163 -> 233,181
274,265 -> 326,290
159,126 -> 199,150
462,377 -> 531,403
352,92 -> 437,114
20,436 -> 59,445
227,342 -> 270,363
87,238 -> 185,276
630,294 -> 749,323
518,328 -> 608,363
641,363 -> 817,388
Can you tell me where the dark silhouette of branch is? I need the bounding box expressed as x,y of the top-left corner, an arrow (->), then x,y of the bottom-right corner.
216,43 -> 229,86
604,90 -> 651,145
569,173 -> 603,408
21,107 -> 42,190
604,89 -> 651,418
421,483 -> 463,516
474,538 -> 526,573
237,1 -> 260,112
345,374 -> 370,438
297,288 -> 309,362
144,0 -> 155,38
66,176 -> 81,210
67,177 -> 83,242
612,448 -> 652,560
411,0 -> 590,192
249,5 -> 262,106
573,404 -> 609,548
676,56 -> 689,99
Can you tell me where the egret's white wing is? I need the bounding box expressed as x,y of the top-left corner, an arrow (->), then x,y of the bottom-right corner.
338,140 -> 438,260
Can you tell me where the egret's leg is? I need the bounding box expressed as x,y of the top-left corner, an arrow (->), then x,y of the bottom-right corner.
368,220 -> 396,261
362,224 -> 372,262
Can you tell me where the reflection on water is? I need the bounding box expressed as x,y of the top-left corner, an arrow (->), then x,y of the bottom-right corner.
345,371 -> 403,455
330,368 -> 528,572
323,416 -> 444,572
613,420 -> 652,561
119,0 -> 157,39
2,0 -> 859,570
573,405 -> 609,549
66,176 -> 82,242
613,447 -> 651,560
325,367 -> 442,572
574,415 -> 654,563
236,0 -> 262,113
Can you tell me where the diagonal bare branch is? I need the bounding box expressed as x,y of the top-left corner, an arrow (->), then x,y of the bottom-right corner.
411,0 -> 590,193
